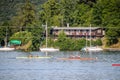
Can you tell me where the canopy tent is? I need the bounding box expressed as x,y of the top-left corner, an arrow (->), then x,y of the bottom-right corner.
10,40 -> 21,45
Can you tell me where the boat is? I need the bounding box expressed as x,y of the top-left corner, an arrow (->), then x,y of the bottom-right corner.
0,47 -> 15,51
0,27 -> 15,51
16,56 -> 52,59
40,22 -> 59,52
82,46 -> 103,52
112,64 -> 120,66
57,57 -> 97,61
40,47 -> 59,52
81,25 -> 103,52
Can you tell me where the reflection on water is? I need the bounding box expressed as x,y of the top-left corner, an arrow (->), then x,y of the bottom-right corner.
0,51 -> 120,80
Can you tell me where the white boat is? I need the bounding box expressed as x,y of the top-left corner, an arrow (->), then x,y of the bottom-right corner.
40,22 -> 59,52
82,46 -> 103,52
16,56 -> 52,59
40,47 -> 59,52
81,25 -> 103,52
0,47 -> 15,51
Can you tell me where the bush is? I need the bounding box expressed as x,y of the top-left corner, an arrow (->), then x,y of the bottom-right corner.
10,31 -> 32,45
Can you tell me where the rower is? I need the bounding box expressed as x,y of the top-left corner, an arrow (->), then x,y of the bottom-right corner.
69,55 -> 75,59
28,54 -> 33,58
35,55 -> 39,58
76,55 -> 81,59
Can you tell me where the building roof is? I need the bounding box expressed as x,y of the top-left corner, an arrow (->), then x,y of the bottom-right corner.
52,27 -> 102,30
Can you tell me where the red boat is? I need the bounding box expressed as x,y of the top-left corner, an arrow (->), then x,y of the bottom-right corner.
57,56 -> 97,61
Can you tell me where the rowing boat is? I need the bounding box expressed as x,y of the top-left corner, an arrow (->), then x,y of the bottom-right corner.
16,56 -> 52,59
57,57 -> 97,61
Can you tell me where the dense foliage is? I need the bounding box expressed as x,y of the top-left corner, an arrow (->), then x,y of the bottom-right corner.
43,31 -> 102,51
0,0 -> 120,50
10,31 -> 32,45
93,0 -> 120,46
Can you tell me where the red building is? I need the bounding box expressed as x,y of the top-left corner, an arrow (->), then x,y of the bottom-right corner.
50,27 -> 105,39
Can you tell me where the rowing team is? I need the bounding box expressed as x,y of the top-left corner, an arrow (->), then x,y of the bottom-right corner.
28,54 -> 39,58
69,55 -> 81,59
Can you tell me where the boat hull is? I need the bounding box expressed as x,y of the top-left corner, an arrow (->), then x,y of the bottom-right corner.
82,47 -> 103,52
57,57 -> 97,61
16,56 -> 52,59
40,48 -> 59,52
0,47 -> 15,51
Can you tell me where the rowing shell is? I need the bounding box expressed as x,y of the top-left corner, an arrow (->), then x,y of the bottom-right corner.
57,57 -> 97,61
16,56 -> 52,59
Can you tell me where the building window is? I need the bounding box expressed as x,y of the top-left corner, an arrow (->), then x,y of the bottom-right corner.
97,29 -> 101,33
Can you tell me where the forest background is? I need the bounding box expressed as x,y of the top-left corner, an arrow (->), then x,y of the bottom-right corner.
0,0 -> 120,51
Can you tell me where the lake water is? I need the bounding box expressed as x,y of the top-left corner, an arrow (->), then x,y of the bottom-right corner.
0,51 -> 120,80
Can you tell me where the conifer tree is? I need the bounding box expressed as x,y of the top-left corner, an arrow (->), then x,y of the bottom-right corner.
12,0 -> 36,31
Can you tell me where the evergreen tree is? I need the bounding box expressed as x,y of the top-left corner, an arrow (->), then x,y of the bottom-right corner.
30,22 -> 44,51
93,0 -> 120,45
60,0 -> 78,26
11,0 -> 36,31
39,0 -> 61,26
76,3 -> 92,26
10,0 -> 44,51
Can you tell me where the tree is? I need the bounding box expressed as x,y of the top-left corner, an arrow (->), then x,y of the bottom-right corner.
0,26 -> 6,46
10,31 -> 33,51
106,28 -> 119,45
93,0 -> 120,27
92,0 -> 103,26
60,0 -> 78,26
30,23 -> 44,51
0,21 -> 13,47
59,0 -> 93,26
11,0 -> 36,31
10,31 -> 32,45
39,0 -> 61,26
78,4 -> 93,26
69,3 -> 90,26
92,0 -> 120,46
56,30 -> 67,50
57,30 -> 66,41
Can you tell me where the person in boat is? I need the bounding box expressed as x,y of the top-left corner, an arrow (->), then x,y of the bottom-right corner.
69,55 -> 75,59
69,55 -> 81,59
28,54 -> 33,58
35,55 -> 39,58
75,55 -> 81,59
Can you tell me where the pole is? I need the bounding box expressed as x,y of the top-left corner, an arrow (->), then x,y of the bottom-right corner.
46,21 -> 47,48
86,32 -> 87,48
5,27 -> 7,47
90,24 -> 91,48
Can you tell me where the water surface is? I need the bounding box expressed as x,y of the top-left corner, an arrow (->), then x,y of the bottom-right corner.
0,51 -> 120,80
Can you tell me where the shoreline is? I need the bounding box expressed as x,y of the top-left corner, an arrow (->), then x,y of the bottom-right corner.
103,48 -> 120,51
